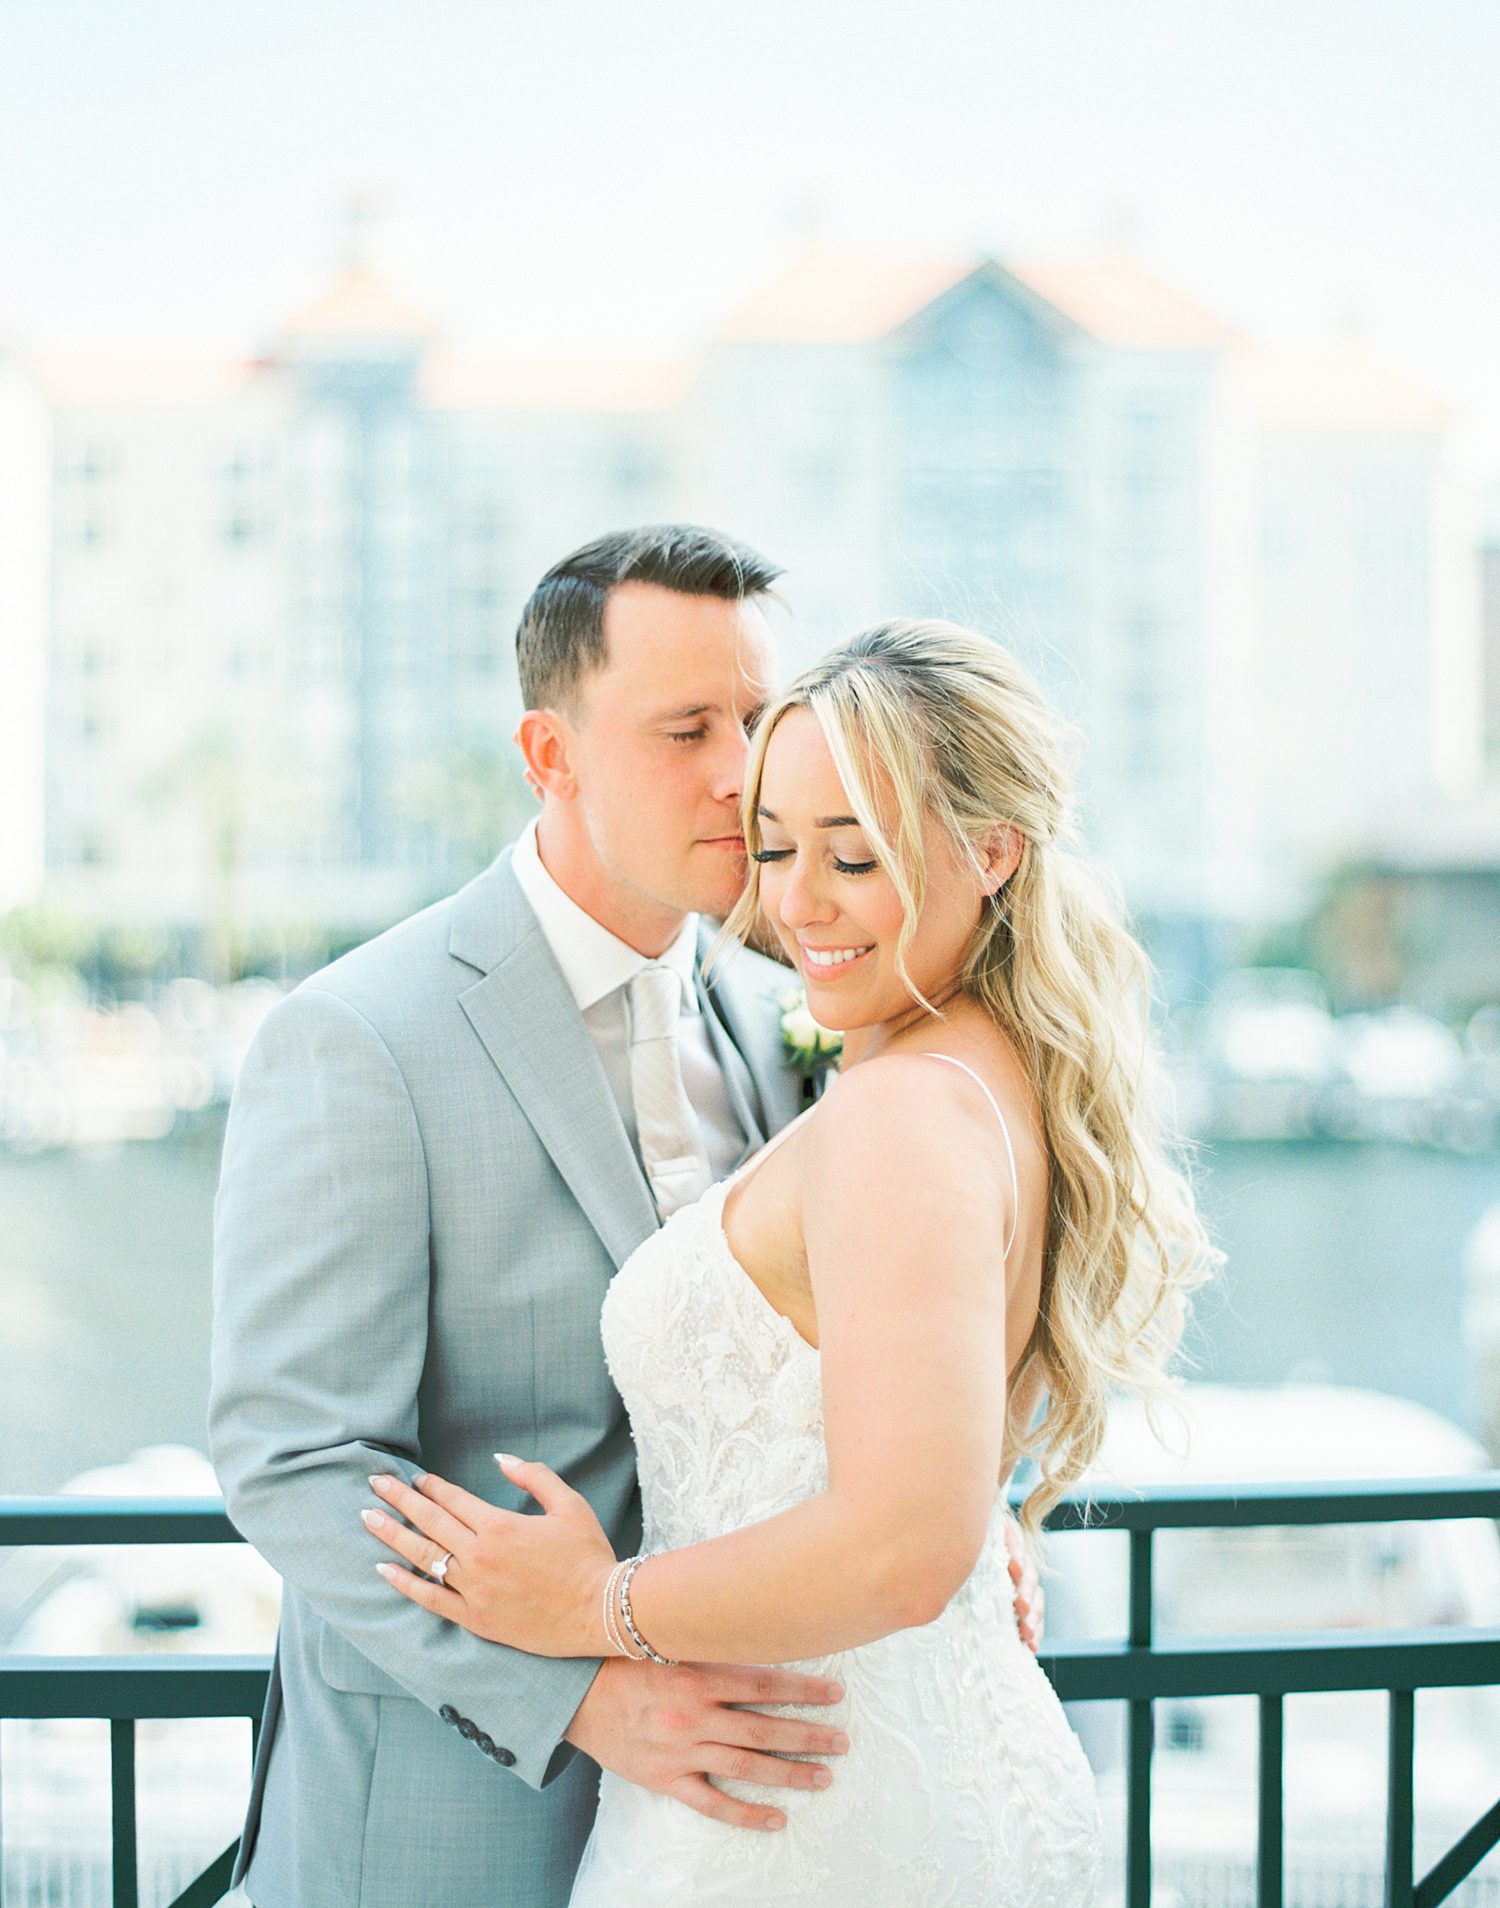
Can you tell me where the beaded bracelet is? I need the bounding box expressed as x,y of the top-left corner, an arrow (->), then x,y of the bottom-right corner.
618,1555 -> 679,1667
602,1559 -> 640,1659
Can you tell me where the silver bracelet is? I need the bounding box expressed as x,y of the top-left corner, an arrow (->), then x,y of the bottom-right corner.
602,1560 -> 638,1659
618,1555 -> 678,1667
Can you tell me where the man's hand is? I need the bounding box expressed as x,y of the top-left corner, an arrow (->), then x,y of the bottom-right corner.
1002,1513 -> 1045,1653
564,1657 -> 849,1833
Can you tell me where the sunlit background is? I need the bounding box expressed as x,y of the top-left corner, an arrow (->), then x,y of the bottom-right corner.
2,3 -> 1498,1900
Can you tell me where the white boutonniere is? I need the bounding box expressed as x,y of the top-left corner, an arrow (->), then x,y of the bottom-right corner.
777,985 -> 843,1080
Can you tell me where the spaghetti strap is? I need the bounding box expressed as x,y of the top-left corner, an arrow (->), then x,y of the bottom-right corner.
920,1053 -> 1022,1262
719,1102 -> 816,1196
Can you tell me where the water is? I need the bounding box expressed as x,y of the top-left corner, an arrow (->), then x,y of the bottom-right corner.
1,1125 -> 1498,1495
1,1120 -> 227,1495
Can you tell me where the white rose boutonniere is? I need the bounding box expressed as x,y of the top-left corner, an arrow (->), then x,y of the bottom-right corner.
777,985 -> 843,1082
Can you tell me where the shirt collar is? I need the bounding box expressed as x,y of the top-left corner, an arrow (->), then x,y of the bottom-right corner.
511,818 -> 700,1015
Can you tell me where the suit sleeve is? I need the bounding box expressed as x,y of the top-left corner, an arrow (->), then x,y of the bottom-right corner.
208,983 -> 601,1789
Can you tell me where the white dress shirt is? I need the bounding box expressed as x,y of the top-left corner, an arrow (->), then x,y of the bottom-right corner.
510,819 -> 747,1184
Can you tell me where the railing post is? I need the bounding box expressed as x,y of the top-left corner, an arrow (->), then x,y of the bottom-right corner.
1126,1527 -> 1154,1908
1257,1694 -> 1284,1908
1386,1688 -> 1415,1908
111,1717 -> 139,1908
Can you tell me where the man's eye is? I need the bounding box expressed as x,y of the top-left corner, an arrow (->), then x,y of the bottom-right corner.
834,858 -> 879,876
749,848 -> 792,864
668,729 -> 709,745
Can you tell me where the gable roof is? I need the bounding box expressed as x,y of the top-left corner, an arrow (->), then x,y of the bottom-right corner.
716,249 -> 1241,350
279,266 -> 437,341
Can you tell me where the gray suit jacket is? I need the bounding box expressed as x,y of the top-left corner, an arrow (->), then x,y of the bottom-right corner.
209,848 -> 803,1908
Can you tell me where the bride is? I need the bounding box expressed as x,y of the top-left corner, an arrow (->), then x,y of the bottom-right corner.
365,620 -> 1211,1905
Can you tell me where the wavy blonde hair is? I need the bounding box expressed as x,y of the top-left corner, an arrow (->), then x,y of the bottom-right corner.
723,620 -> 1216,1540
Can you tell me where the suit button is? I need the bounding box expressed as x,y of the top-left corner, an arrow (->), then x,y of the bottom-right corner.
476,1732 -> 496,1756
438,1704 -> 459,1726
457,1717 -> 478,1741
494,1745 -> 516,1766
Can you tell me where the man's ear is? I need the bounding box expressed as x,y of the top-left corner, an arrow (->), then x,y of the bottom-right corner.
515,709 -> 576,801
979,825 -> 1024,896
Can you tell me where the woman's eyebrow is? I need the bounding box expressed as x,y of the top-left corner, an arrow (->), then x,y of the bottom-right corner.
756,806 -> 861,829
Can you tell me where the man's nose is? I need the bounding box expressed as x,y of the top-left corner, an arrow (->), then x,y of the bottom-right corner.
707,729 -> 749,807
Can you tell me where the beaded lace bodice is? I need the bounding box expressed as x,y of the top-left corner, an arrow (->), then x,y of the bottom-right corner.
568,1086 -> 1101,1907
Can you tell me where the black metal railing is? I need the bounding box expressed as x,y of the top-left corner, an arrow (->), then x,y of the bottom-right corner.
1,1498 -> 263,1908
3,1477 -> 1498,1908
1040,1475 -> 1500,1908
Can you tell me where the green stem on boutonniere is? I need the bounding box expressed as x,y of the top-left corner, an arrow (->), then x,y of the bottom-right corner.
777,986 -> 843,1080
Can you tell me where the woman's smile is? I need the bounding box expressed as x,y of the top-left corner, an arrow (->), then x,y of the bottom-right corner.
799,942 -> 875,976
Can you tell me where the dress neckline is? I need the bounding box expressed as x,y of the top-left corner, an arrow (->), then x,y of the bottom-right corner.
708,1126 -> 821,1356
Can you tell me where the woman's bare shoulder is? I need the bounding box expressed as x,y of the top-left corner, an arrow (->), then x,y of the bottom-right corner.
801,1051 -> 1013,1190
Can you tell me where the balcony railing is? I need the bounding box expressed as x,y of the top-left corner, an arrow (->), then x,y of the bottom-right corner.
2,1477 -> 1498,1908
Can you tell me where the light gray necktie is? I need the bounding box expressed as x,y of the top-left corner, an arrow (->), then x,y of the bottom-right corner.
627,964 -> 713,1219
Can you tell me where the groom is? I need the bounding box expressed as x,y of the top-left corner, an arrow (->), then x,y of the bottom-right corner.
211,524 -> 1039,1908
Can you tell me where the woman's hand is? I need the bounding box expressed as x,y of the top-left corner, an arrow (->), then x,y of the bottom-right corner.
364,1455 -> 617,1657
1002,1511 -> 1045,1654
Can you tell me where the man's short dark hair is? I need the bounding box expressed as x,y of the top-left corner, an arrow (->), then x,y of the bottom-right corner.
515,523 -> 784,712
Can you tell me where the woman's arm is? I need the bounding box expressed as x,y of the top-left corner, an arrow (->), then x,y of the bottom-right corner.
625,1057 -> 1014,1661
369,1057 -> 1018,1665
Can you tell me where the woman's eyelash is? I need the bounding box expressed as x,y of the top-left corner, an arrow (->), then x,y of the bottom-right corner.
748,848 -> 879,876
667,728 -> 708,744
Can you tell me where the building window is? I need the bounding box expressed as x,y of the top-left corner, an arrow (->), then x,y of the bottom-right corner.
63,442 -> 120,482
70,511 -> 114,548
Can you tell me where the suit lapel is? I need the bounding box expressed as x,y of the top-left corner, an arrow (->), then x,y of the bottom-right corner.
452,855 -> 658,1272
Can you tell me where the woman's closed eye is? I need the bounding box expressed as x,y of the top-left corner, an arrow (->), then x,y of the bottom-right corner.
750,848 -> 879,876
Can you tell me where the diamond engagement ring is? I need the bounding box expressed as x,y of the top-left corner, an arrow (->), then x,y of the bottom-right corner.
430,1551 -> 454,1586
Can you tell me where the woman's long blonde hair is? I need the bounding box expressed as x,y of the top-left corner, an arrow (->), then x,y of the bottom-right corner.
724,620 -> 1216,1540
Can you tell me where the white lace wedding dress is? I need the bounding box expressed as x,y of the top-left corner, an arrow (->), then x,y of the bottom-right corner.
569,1062 -> 1102,1906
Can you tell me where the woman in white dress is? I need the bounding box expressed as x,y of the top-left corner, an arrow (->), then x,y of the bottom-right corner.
367,621 -> 1213,1905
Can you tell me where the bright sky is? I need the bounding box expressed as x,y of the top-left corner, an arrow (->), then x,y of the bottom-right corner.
4,0 -> 1498,476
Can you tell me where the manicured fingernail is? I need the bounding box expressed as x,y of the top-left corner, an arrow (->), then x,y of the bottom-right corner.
831,1732 -> 850,1753
361,1509 -> 385,1530
766,1813 -> 786,1831
375,1562 -> 398,1581
494,1452 -> 521,1468
812,1767 -> 831,1788
412,1472 -> 428,1487
826,1684 -> 844,1702
370,1474 -> 393,1493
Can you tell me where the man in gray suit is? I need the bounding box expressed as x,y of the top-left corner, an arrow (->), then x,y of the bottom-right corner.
210,526 -> 851,1908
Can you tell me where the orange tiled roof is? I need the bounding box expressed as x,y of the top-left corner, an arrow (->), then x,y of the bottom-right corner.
27,353 -> 258,406
1237,348 -> 1451,432
716,253 -> 973,344
280,266 -> 437,340
716,249 -> 1242,350
422,352 -> 691,415
1010,259 -> 1241,349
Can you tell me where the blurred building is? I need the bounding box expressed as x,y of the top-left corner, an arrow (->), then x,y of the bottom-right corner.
0,343 -> 51,912
10,241 -> 1481,979
1480,484 -> 1500,775
1243,350 -> 1478,875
